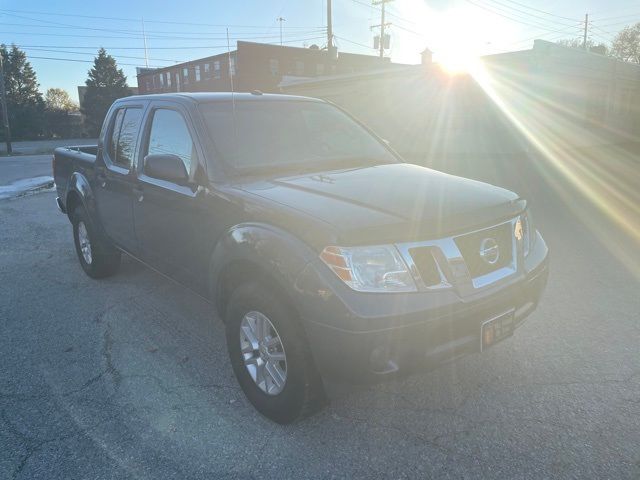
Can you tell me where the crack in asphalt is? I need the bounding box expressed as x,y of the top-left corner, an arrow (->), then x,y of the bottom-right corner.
1,407 -> 121,480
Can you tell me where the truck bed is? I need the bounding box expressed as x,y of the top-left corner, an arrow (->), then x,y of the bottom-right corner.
53,145 -> 98,212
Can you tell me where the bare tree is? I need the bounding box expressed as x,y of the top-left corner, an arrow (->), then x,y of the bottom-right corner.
611,23 -> 640,63
556,38 -> 608,55
45,88 -> 78,112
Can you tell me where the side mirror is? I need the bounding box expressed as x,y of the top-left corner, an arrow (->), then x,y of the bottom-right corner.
144,154 -> 189,184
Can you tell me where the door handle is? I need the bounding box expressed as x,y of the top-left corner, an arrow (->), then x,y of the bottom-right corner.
96,172 -> 107,188
132,186 -> 144,202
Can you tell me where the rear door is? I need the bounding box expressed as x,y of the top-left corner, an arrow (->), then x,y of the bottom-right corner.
133,102 -> 209,288
94,105 -> 144,253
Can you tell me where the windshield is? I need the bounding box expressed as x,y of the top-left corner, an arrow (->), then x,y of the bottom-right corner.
200,100 -> 397,173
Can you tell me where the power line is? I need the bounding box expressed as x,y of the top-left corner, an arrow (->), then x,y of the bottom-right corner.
471,0 -> 580,29
0,18 -> 326,38
485,0 -> 579,22
593,19 -> 640,30
464,0 -> 582,35
16,37 -> 324,50
13,44 -> 232,50
590,11 -> 640,22
21,47 -> 183,63
0,29 -> 326,41
0,8 -> 323,29
334,35 -> 373,50
348,0 -> 420,29
26,55 -> 167,68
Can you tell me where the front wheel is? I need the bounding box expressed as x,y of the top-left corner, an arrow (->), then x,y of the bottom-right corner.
72,206 -> 121,279
225,282 -> 326,423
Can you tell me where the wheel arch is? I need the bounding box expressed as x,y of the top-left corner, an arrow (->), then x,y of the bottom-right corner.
209,223 -> 316,321
65,172 -> 101,230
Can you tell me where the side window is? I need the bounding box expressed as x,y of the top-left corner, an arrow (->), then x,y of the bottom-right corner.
146,109 -> 197,175
115,108 -> 143,168
107,108 -> 125,162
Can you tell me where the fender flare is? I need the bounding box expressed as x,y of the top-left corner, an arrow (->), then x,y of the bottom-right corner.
209,222 -> 317,316
66,172 -> 93,212
65,172 -> 102,231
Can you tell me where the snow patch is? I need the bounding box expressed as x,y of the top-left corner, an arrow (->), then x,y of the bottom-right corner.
0,176 -> 55,200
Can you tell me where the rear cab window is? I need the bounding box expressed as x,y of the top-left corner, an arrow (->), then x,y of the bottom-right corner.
106,106 -> 143,170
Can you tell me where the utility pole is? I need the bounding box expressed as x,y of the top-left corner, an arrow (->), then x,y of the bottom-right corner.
142,17 -> 149,68
327,0 -> 336,59
0,53 -> 12,155
372,0 -> 393,59
583,13 -> 589,50
276,17 -> 286,46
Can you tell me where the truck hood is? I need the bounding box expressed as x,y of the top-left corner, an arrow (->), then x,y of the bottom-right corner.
236,163 -> 524,244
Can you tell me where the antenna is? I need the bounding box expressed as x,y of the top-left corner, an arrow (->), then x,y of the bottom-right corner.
142,17 -> 149,68
226,28 -> 238,149
226,28 -> 235,96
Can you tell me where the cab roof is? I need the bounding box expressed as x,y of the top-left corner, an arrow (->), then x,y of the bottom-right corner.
118,92 -> 324,104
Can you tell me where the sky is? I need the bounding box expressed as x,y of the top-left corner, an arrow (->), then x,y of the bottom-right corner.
1,0 -> 638,102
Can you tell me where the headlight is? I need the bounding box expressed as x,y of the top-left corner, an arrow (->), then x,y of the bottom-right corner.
521,210 -> 536,256
320,245 -> 417,292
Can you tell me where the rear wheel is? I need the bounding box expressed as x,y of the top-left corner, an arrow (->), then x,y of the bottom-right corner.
72,206 -> 121,279
225,282 -> 326,423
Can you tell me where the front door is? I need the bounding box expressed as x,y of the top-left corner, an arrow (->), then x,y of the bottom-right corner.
133,105 -> 209,289
94,106 -> 144,253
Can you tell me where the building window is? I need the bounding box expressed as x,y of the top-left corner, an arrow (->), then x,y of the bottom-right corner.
229,55 -> 236,77
182,67 -> 189,84
166,71 -> 171,87
213,61 -> 221,79
316,63 -> 325,75
295,60 -> 304,76
204,63 -> 210,78
269,58 -> 279,76
158,73 -> 164,87
195,65 -> 201,82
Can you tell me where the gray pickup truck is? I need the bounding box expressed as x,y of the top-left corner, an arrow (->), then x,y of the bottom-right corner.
53,92 -> 549,423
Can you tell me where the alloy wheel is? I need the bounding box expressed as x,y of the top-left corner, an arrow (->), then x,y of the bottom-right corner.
239,310 -> 288,395
77,221 -> 92,265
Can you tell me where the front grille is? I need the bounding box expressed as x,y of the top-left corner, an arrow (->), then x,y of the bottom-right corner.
409,247 -> 442,287
455,222 -> 513,278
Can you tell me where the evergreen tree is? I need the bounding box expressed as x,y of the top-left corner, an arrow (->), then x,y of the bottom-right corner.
83,48 -> 131,135
0,44 -> 45,140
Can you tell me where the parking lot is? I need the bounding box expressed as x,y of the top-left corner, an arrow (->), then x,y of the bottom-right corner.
1,155 -> 639,479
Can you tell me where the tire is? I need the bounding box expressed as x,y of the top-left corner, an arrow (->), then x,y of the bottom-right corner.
71,206 -> 121,279
225,282 -> 326,423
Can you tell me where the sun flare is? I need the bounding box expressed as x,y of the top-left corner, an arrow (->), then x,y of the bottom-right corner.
437,49 -> 479,74
391,0 -> 516,71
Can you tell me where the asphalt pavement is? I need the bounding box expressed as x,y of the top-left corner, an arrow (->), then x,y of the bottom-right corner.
0,164 -> 639,478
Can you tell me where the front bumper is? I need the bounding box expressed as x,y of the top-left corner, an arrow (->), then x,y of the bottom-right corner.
294,232 -> 549,382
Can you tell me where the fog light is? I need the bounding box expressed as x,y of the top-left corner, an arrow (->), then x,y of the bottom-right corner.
369,345 -> 397,374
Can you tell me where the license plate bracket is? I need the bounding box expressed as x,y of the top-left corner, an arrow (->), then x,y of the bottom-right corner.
480,309 -> 515,352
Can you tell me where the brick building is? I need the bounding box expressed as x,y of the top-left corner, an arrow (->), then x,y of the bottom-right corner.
137,41 -> 406,95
